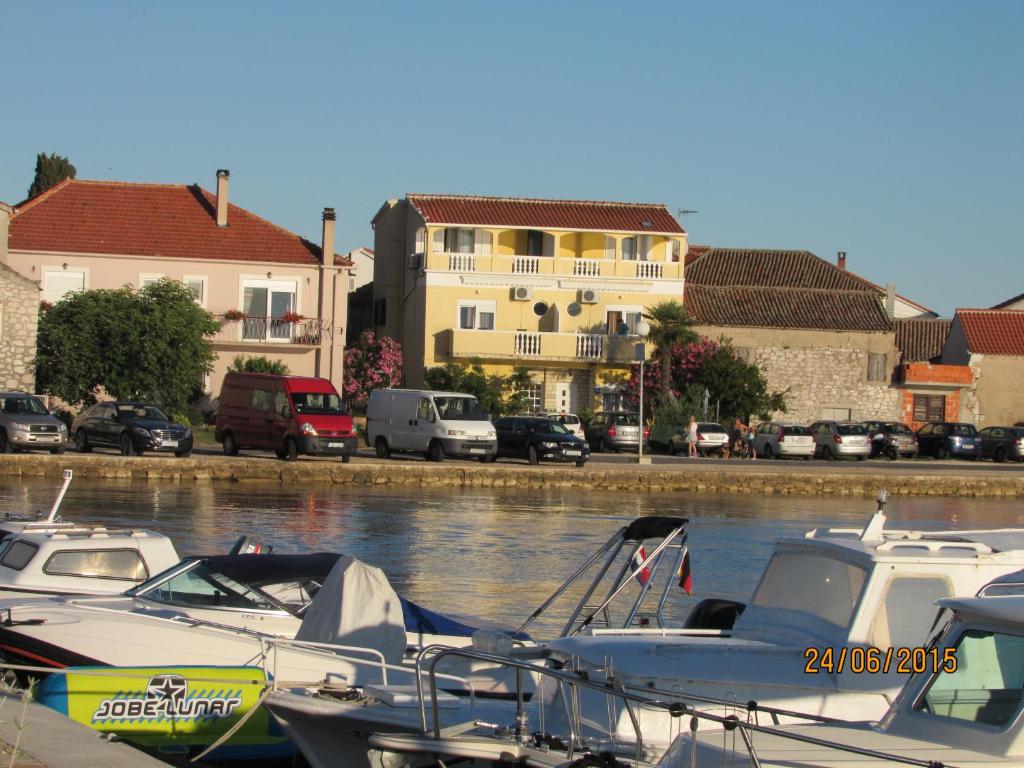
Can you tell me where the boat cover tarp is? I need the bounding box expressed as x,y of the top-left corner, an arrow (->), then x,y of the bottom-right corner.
295,555 -> 406,664
623,516 -> 688,542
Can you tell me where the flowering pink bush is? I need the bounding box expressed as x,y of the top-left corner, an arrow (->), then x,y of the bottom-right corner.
343,331 -> 403,412
623,338 -> 719,407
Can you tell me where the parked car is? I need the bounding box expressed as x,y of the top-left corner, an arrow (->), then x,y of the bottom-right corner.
537,413 -> 584,440
862,420 -> 918,459
73,401 -> 193,457
366,389 -> 496,462
977,426 -> 1024,463
668,422 -> 729,456
584,411 -> 650,453
0,392 -> 68,454
808,420 -> 871,460
751,422 -> 815,460
915,421 -> 979,460
494,416 -> 589,466
216,373 -> 357,462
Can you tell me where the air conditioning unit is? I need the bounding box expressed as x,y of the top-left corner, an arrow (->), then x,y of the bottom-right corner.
407,252 -> 423,271
512,286 -> 533,301
580,288 -> 600,304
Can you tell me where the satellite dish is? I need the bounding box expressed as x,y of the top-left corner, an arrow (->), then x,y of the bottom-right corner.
567,302 -> 582,317
533,301 -> 549,317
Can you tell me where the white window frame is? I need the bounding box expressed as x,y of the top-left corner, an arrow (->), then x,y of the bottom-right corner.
457,299 -> 496,331
605,304 -> 644,335
238,277 -> 301,343
42,266 -> 88,303
139,272 -> 164,289
182,275 -> 208,306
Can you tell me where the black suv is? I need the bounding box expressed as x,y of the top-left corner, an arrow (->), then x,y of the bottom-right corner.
72,401 -> 193,457
915,422 -> 979,460
493,416 -> 590,466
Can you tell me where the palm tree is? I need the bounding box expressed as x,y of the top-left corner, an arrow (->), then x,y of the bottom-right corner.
644,300 -> 698,401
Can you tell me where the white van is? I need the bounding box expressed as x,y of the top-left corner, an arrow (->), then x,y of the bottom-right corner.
366,389 -> 497,462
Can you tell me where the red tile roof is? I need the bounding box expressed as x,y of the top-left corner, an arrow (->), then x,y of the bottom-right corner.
957,309 -> 1024,355
10,179 -> 351,267
894,318 -> 952,363
684,244 -> 710,267
406,194 -> 684,234
687,285 -> 893,332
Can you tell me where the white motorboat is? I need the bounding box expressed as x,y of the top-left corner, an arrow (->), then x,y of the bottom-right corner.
365,591 -> 1024,767
264,495 -> 1024,767
0,470 -> 180,598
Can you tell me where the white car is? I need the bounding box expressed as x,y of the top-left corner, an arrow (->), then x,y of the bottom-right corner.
538,412 -> 584,439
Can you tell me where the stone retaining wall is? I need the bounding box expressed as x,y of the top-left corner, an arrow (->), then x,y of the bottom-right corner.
2,455 -> 1022,497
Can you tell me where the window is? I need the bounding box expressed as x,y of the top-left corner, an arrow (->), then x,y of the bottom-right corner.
242,279 -> 298,341
43,549 -> 149,581
670,240 -> 681,263
733,346 -> 753,363
251,388 -> 273,411
913,395 -> 946,423
0,541 -> 39,571
606,309 -> 643,335
915,629 -> 1024,727
457,300 -> 495,330
444,228 -> 475,254
622,237 -> 636,261
523,383 -> 542,414
867,352 -> 888,382
433,396 -> 488,420
182,276 -> 207,305
869,577 -> 951,649
274,391 -> 290,417
292,392 -> 345,414
604,237 -> 616,260
752,552 -> 867,629
526,230 -> 544,257
146,563 -> 278,611
415,228 -> 426,254
43,268 -> 86,303
622,236 -> 650,261
139,273 -> 164,289
374,298 -> 387,326
822,407 -> 852,421
416,397 -> 435,422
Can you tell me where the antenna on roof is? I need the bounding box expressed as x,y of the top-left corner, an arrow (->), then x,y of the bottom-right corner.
677,208 -> 698,218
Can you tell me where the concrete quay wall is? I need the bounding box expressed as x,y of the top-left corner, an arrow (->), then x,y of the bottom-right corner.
1,454 -> 1022,497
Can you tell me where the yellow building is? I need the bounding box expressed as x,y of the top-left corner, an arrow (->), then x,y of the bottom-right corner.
371,194 -> 687,413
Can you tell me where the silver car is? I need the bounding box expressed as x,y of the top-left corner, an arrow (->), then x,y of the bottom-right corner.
809,420 -> 871,460
752,422 -> 815,460
0,391 -> 69,454
584,411 -> 649,453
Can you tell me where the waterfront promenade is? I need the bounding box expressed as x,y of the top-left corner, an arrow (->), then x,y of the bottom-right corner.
1,452 -> 1021,497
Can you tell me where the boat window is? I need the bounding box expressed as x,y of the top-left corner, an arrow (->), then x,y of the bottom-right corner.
0,541 -> 39,571
43,549 -> 149,581
915,629 -> 1024,728
145,563 -> 278,611
869,577 -> 952,649
752,552 -> 867,628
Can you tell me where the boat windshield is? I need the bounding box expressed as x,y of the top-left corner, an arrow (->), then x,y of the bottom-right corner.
434,397 -> 488,421
915,629 -> 1024,728
752,551 -> 867,629
291,392 -> 346,415
140,563 -> 282,612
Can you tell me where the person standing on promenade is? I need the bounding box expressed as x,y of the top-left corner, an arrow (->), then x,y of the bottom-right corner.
687,415 -> 699,458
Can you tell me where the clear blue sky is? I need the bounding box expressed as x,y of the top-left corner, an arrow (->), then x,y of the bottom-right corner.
3,1 -> 1021,316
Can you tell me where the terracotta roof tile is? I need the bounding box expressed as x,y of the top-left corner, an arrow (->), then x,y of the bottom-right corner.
685,247 -> 877,291
10,179 -> 352,267
684,244 -> 710,267
406,194 -> 684,234
687,285 -> 892,332
894,318 -> 952,363
957,309 -> 1024,355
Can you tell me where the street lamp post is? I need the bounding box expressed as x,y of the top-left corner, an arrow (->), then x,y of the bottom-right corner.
635,321 -> 651,464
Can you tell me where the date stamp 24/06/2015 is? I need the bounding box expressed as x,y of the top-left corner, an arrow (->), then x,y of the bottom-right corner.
804,646 -> 957,675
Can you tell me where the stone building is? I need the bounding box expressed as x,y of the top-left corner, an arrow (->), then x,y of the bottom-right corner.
685,248 -> 904,423
0,202 -> 41,391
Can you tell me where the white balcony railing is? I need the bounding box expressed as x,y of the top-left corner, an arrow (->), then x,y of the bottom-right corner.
514,331 -> 542,356
512,256 -> 540,275
573,259 -> 602,277
576,334 -> 605,359
636,262 -> 663,279
448,253 -> 476,272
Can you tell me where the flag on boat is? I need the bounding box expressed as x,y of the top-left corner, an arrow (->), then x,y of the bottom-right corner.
678,543 -> 692,595
630,546 -> 651,586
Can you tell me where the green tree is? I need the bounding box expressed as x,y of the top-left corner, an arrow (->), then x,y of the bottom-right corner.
423,361 -> 533,417
692,341 -> 788,422
27,152 -> 77,199
644,300 -> 698,403
227,356 -> 290,375
36,279 -> 219,411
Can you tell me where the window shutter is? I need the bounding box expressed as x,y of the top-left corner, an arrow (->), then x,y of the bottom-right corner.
474,229 -> 492,255
638,235 -> 652,261
43,271 -> 85,303
604,237 -> 616,260
432,229 -> 445,253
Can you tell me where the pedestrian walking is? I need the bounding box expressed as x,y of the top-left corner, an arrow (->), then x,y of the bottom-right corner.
687,415 -> 699,458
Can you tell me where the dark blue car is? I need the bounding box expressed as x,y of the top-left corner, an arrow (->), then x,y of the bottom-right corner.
915,422 -> 979,460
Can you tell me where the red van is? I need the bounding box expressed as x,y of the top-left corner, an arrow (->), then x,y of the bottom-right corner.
215,373 -> 357,462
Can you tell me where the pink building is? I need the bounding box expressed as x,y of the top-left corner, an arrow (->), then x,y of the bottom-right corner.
0,171 -> 352,400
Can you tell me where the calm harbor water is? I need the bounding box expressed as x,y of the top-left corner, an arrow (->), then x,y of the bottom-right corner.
2,478 -> 1021,636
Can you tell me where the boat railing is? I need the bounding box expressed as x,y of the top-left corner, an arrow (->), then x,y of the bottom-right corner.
410,645 -> 962,768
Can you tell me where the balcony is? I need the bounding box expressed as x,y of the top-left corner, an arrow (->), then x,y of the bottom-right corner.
444,329 -> 643,364
424,252 -> 681,280
212,315 -> 330,346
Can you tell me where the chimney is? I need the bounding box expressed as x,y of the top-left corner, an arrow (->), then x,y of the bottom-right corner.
321,208 -> 336,266
215,169 -> 230,227
837,251 -> 847,271
885,283 -> 896,319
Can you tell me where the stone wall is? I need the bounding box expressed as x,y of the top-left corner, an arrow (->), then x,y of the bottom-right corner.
0,265 -> 40,391
968,354 -> 1024,427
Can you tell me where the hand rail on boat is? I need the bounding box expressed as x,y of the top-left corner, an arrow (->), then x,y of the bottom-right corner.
408,645 -> 961,768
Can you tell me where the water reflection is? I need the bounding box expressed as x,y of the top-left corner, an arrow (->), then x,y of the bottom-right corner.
2,479 -> 1020,636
